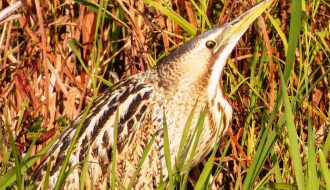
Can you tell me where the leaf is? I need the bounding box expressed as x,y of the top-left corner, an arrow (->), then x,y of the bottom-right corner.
144,0 -> 197,36
280,71 -> 305,190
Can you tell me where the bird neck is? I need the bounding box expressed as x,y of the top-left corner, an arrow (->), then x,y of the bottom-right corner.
207,43 -> 234,101
156,67 -> 207,97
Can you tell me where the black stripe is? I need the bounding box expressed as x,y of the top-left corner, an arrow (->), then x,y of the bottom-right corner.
119,94 -> 142,128
117,92 -> 151,153
40,77 -> 150,180
51,155 -> 64,175
90,105 -> 117,144
135,104 -> 147,123
111,78 -> 136,90
118,88 -> 131,103
132,83 -> 145,92
127,131 -> 136,147
91,146 -> 98,158
49,93 -> 117,176
79,136 -> 89,162
119,91 -> 151,134
102,130 -> 109,149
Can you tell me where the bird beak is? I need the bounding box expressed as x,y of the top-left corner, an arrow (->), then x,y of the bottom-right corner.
220,0 -> 273,46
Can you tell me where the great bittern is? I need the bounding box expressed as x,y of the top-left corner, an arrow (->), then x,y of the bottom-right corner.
33,0 -> 273,189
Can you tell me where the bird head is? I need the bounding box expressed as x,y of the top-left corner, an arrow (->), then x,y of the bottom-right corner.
156,0 -> 273,94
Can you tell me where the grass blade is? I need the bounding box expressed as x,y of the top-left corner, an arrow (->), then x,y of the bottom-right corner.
80,143 -> 91,190
74,0 -> 129,28
194,137 -> 217,190
306,117 -> 319,190
280,71 -> 305,190
162,113 -> 174,190
323,131 -> 330,158
319,150 -> 330,190
67,39 -> 89,73
42,158 -> 52,190
242,129 -> 277,190
4,111 -> 22,190
195,111 -> 226,189
267,183 -> 298,189
144,0 -> 197,36
126,137 -> 155,190
0,135 -> 58,189
177,102 -> 197,169
283,0 -> 302,83
54,96 -> 97,190
180,108 -> 206,190
111,109 -> 119,190
266,12 -> 288,53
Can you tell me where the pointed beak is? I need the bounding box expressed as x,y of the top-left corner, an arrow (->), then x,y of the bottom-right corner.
221,0 -> 273,45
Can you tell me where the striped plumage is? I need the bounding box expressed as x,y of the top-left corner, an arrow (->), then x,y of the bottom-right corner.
33,1 -> 272,189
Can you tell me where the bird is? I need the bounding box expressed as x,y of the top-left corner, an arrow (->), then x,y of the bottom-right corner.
33,0 -> 273,189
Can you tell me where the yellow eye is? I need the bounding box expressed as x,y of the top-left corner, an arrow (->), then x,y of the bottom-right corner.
205,40 -> 216,49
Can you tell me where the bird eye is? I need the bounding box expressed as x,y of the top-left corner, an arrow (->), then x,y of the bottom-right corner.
205,40 -> 216,49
